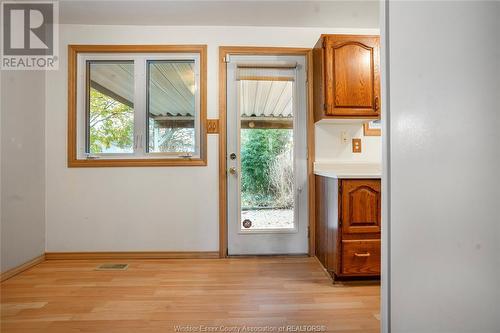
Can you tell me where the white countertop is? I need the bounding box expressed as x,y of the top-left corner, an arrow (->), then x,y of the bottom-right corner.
314,162 -> 382,179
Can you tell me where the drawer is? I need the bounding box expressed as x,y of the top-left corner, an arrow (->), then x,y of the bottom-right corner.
341,239 -> 380,276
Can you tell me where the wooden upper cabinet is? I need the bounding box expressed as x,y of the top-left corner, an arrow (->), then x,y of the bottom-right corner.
341,179 -> 381,234
313,35 -> 380,120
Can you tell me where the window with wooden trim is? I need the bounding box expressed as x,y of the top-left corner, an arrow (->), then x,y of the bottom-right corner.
363,119 -> 381,136
68,45 -> 207,167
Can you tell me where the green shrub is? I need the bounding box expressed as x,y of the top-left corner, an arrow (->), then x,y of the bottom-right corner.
240,128 -> 293,208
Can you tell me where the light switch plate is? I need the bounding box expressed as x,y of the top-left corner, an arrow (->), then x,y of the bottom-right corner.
352,138 -> 362,153
341,131 -> 349,144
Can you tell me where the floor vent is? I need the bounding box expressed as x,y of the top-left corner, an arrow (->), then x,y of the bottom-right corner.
95,263 -> 129,271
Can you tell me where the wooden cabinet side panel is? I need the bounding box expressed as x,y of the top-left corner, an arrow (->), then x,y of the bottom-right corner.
314,176 -> 327,267
315,176 -> 341,275
313,38 -> 326,122
325,177 -> 341,274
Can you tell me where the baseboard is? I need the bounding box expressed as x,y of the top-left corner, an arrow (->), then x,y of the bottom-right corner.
44,251 -> 220,260
1,251 -> 219,281
0,254 -> 46,282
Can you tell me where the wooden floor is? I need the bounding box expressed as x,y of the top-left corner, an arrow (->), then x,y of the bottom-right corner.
1,257 -> 380,333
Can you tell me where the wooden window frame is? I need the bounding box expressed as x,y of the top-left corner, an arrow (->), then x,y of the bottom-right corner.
67,45 -> 207,167
363,120 -> 381,136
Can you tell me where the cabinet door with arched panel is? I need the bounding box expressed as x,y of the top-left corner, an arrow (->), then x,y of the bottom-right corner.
314,34 -> 380,119
340,179 -> 381,234
326,35 -> 380,117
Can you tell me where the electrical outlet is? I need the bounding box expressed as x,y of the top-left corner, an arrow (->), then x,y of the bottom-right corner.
352,138 -> 362,153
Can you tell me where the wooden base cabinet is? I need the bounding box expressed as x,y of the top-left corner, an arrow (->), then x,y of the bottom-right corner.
315,176 -> 381,279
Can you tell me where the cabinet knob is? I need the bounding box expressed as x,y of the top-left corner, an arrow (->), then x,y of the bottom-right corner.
354,252 -> 371,257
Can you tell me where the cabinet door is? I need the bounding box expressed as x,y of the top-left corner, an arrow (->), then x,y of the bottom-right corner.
324,35 -> 380,117
341,179 -> 381,234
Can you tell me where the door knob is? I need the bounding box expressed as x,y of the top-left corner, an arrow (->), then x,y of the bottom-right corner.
229,167 -> 238,175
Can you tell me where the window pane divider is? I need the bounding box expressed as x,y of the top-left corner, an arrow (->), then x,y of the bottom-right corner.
133,56 -> 147,157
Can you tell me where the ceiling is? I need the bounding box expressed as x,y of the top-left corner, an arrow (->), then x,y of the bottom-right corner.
240,80 -> 293,118
59,1 -> 379,28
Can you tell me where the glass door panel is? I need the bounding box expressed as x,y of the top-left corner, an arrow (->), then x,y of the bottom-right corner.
239,80 -> 295,230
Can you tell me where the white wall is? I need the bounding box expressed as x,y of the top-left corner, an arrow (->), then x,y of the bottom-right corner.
315,122 -> 381,163
46,25 -> 379,252
59,1 -> 380,28
386,1 -> 500,331
1,71 -> 46,272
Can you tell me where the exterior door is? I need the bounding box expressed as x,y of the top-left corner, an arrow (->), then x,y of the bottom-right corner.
226,55 -> 308,255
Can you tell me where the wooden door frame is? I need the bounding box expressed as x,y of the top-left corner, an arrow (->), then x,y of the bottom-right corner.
218,46 -> 315,258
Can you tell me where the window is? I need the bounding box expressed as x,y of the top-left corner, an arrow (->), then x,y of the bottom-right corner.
87,61 -> 135,155
68,45 -> 207,167
363,119 -> 381,136
147,60 -> 197,155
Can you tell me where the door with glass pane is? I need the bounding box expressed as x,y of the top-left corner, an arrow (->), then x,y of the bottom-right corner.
226,55 -> 308,255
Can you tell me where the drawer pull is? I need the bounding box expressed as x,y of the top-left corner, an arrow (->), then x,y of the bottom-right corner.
354,252 -> 371,257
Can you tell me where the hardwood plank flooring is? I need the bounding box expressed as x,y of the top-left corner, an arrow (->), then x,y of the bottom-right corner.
1,257 -> 380,332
